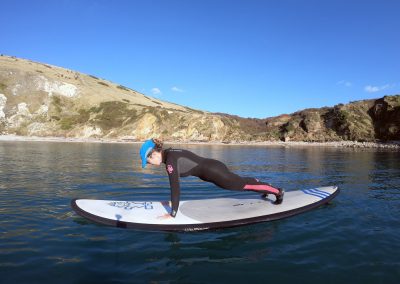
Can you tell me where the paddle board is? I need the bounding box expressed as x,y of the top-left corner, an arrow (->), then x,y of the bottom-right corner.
71,186 -> 339,231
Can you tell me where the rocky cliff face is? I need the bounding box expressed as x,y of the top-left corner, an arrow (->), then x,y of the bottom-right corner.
0,55 -> 251,141
261,95 -> 400,142
0,55 -> 399,142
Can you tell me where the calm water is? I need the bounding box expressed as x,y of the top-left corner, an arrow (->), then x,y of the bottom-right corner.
0,141 -> 399,283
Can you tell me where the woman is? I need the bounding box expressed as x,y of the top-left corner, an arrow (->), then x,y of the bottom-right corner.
139,139 -> 284,218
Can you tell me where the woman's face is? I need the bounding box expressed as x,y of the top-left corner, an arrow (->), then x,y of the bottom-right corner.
147,151 -> 162,166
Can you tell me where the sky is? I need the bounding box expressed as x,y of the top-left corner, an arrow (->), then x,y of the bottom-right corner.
1,0 -> 399,118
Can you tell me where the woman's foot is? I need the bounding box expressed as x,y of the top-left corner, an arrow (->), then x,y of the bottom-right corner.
274,188 -> 285,205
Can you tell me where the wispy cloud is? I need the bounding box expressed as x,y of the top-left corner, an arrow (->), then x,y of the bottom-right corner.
364,84 -> 394,93
151,87 -> 162,95
171,86 -> 184,93
337,80 -> 352,87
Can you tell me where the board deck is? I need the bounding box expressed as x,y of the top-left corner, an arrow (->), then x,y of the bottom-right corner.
71,186 -> 339,231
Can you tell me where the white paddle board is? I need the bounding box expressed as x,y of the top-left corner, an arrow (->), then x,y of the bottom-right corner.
71,186 -> 339,231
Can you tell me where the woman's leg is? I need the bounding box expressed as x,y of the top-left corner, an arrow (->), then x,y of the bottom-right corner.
241,177 -> 284,204
198,159 -> 284,203
241,177 -> 279,194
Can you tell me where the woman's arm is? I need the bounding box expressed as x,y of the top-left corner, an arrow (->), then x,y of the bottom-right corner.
165,157 -> 180,217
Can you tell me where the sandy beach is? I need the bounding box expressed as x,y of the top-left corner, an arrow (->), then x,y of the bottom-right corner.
1,134 -> 399,149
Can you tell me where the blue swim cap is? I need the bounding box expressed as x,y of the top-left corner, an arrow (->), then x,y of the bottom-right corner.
139,139 -> 156,168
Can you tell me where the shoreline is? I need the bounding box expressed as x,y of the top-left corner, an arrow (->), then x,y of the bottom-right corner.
0,134 -> 399,149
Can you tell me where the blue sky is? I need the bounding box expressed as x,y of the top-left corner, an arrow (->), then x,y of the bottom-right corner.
2,0 -> 399,118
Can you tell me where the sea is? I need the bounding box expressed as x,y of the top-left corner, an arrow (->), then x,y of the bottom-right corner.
0,141 -> 399,283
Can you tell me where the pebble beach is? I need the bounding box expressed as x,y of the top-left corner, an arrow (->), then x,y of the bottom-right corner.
1,134 -> 399,149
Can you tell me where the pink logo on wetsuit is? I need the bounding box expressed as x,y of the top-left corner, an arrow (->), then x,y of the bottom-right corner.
167,164 -> 174,174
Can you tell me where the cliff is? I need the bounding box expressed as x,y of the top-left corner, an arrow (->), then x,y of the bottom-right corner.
1,55 -> 399,142
261,95 -> 400,142
0,55 -> 250,142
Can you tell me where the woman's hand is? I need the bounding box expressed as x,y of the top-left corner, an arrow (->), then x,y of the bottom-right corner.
157,213 -> 173,220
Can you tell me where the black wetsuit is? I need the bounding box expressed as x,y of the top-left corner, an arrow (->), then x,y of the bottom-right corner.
162,148 -> 280,217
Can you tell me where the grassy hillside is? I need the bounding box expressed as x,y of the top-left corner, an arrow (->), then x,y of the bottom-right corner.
1,55 -> 399,142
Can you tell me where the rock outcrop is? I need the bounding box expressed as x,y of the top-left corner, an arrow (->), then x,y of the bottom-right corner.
261,96 -> 400,142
